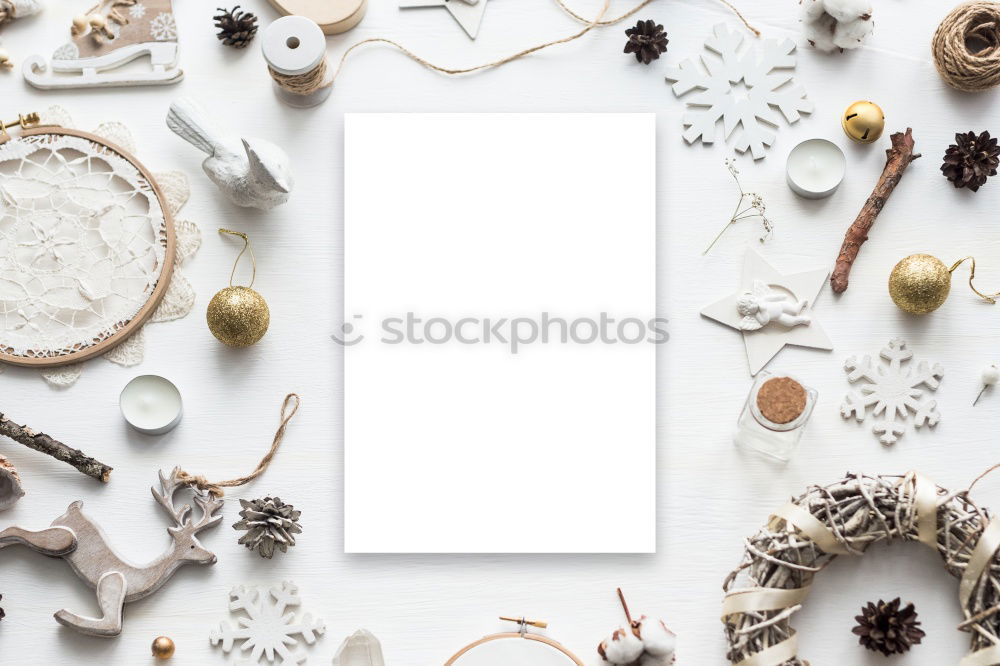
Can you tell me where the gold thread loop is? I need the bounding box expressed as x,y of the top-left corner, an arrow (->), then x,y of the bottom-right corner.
219,228 -> 256,289
949,256 -> 999,305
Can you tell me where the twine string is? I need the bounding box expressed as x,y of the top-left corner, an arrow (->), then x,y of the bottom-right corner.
219,228 -> 256,289
177,393 -> 300,497
72,0 -> 138,39
269,0 -> 759,96
933,1 -> 1000,92
949,256 -> 1000,305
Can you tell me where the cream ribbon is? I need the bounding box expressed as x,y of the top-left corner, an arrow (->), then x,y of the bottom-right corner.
722,587 -> 810,618
913,472 -> 940,548
733,632 -> 798,666
770,502 -> 850,555
960,645 -> 1000,666
960,517 -> 1000,610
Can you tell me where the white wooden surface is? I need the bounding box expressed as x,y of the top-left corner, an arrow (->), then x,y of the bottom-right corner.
2,0 -> 999,663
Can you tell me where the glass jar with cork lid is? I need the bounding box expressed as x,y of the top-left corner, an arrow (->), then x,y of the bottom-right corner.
734,371 -> 817,461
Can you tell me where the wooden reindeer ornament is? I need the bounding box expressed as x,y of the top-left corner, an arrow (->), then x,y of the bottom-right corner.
0,468 -> 223,637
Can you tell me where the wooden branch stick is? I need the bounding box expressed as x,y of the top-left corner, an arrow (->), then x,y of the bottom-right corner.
617,587 -> 636,628
0,413 -> 112,482
830,128 -> 921,293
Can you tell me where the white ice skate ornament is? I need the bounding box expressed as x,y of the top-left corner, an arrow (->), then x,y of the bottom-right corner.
166,97 -> 294,210
22,0 -> 182,89
664,23 -> 813,160
736,280 -> 811,331
210,581 -> 326,664
400,0 -> 486,39
841,338 -> 943,446
701,249 -> 831,375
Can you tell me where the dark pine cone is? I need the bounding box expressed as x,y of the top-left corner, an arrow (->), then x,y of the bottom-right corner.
214,5 -> 258,49
942,130 -> 1000,192
852,598 -> 925,656
624,19 -> 668,65
233,496 -> 302,559
0,594 -> 5,621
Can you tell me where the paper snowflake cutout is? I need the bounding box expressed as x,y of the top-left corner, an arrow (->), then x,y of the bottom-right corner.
841,338 -> 944,446
664,23 -> 813,160
210,581 -> 326,665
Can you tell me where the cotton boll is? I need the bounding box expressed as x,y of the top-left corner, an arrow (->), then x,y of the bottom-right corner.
822,0 -> 871,23
636,617 -> 677,659
599,628 -> 644,664
801,0 -> 828,21
804,12 -> 838,52
833,16 -> 874,50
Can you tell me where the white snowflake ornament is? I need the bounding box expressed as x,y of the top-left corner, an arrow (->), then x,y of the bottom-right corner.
841,338 -> 943,446
210,581 -> 326,664
664,23 -> 813,160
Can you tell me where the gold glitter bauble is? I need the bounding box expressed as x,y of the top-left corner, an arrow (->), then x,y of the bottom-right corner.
151,636 -> 175,659
889,254 -> 952,314
842,100 -> 885,144
207,286 -> 270,347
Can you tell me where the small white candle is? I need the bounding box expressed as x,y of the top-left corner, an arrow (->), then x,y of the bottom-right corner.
786,138 -> 846,199
120,375 -> 183,435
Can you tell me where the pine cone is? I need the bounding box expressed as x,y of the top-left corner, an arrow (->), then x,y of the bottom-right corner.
941,130 -> 1000,192
852,598 -> 925,656
214,5 -> 258,49
624,19 -> 668,65
0,593 -> 5,621
233,496 -> 302,559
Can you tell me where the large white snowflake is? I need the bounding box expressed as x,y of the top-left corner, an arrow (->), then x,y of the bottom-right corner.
841,338 -> 944,446
210,581 -> 326,665
664,23 -> 813,160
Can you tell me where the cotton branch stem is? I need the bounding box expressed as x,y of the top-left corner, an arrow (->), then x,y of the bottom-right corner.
831,128 -> 921,293
0,413 -> 112,482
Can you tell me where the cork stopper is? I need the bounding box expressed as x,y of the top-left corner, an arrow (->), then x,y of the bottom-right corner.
756,377 -> 807,425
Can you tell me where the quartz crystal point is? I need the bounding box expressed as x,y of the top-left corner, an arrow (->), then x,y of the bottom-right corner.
332,629 -> 385,666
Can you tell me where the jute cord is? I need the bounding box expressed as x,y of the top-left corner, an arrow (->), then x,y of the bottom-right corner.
269,0 -> 759,96
177,393 -> 300,497
722,469 -> 1000,665
932,1 -> 1000,92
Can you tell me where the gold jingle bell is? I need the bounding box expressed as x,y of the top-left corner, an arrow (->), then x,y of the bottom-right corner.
207,229 -> 270,347
842,100 -> 885,144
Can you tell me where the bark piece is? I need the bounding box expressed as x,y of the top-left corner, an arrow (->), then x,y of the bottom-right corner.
831,128 -> 921,293
0,413 -> 112,483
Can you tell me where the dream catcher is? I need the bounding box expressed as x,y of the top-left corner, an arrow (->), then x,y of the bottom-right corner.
0,109 -> 199,385
445,617 -> 583,666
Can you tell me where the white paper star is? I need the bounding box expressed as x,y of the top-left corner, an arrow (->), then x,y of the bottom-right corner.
701,249 -> 832,375
399,0 -> 488,39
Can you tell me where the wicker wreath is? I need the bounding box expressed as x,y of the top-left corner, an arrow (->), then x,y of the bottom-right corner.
722,471 -> 1000,666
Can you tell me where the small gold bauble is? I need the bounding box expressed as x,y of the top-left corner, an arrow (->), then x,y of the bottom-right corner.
207,286 -> 270,347
842,100 -> 885,144
889,253 -> 952,314
72,14 -> 90,32
88,13 -> 107,29
0,48 -> 10,66
151,636 -> 175,659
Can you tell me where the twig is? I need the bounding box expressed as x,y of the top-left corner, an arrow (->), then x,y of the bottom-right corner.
830,129 -> 920,293
0,413 -> 112,482
617,587 -> 635,627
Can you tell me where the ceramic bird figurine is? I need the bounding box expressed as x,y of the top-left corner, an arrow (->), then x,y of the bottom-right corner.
166,97 -> 293,210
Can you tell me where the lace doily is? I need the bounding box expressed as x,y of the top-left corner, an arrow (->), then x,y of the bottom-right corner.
0,106 -> 200,387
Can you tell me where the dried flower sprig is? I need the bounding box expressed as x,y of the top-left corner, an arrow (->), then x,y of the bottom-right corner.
703,159 -> 774,255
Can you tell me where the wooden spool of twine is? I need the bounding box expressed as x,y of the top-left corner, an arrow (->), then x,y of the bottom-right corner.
932,1 -> 1000,92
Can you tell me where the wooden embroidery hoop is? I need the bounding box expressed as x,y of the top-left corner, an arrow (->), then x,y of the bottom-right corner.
0,114 -> 176,368
445,617 -> 583,665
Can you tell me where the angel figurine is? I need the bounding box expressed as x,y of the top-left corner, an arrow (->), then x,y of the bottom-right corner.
736,281 -> 810,330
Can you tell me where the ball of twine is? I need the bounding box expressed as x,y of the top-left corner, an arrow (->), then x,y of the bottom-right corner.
932,1 -> 1000,92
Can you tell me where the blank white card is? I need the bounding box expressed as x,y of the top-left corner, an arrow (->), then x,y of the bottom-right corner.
344,114 -> 656,553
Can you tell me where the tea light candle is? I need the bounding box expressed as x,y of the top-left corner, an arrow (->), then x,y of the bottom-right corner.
120,375 -> 183,435
785,138 -> 846,199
